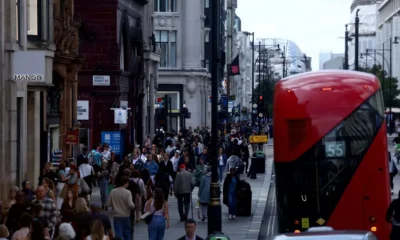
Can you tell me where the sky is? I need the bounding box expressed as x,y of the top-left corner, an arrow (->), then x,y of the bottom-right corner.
236,0 -> 352,70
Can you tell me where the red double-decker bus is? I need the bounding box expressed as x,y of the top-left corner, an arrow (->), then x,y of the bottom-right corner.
273,70 -> 391,239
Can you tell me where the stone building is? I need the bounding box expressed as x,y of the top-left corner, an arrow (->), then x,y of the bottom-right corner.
75,0 -> 159,155
50,0 -> 83,162
154,0 -> 211,130
0,0 -> 54,194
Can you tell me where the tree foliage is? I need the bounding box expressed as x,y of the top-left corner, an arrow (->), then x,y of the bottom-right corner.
359,64 -> 400,108
252,76 -> 276,118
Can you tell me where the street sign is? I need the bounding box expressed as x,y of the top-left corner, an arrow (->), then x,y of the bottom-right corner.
65,129 -> 79,145
101,131 -> 124,156
249,135 -> 268,144
258,113 -> 264,118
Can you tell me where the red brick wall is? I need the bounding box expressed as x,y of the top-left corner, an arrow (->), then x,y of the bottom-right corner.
74,0 -> 119,72
75,0 -> 139,152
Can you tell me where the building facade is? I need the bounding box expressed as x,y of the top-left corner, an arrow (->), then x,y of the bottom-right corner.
323,56 -> 345,69
320,52 -> 344,69
50,0 -> 83,163
376,0 -> 400,87
305,56 -> 312,71
1,0 -> 54,195
154,0 -> 211,130
235,32 -> 252,119
255,38 -> 306,81
75,0 -> 159,154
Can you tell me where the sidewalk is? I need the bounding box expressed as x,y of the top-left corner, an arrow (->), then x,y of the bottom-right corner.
89,145 -> 274,239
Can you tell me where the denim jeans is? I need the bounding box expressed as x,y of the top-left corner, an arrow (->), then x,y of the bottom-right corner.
99,179 -> 108,205
228,192 -> 237,215
114,216 -> 131,240
218,165 -> 225,182
148,215 -> 166,240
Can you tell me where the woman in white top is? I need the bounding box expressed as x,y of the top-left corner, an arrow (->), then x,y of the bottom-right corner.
85,220 -> 108,240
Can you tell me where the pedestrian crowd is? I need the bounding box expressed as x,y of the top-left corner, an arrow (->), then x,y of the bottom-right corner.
0,123 -> 265,240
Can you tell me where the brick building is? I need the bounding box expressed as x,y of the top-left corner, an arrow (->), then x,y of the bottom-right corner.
75,0 -> 159,156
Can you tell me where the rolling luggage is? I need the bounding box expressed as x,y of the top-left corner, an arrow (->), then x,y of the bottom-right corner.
236,180 -> 252,216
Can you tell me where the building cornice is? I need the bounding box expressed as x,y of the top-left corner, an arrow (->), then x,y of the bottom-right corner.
159,69 -> 211,78
144,51 -> 160,62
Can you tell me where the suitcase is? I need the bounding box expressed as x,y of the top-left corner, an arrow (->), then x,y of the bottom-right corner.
236,180 -> 252,216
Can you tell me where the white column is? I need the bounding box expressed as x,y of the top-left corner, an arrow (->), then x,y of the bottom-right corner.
27,91 -> 40,186
181,0 -> 202,69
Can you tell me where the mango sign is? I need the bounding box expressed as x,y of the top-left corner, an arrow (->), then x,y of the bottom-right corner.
249,135 -> 268,144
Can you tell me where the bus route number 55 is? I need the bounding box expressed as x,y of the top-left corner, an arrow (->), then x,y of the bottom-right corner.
325,141 -> 346,158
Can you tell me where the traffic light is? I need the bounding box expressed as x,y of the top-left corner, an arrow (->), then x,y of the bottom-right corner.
182,107 -> 191,118
258,95 -> 265,114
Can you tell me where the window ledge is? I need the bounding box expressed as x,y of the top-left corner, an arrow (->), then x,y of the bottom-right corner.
4,42 -> 20,51
154,12 -> 180,16
134,0 -> 149,5
159,66 -> 178,70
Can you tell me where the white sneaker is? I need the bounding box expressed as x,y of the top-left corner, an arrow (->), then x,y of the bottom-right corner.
229,215 -> 233,220
233,215 -> 236,220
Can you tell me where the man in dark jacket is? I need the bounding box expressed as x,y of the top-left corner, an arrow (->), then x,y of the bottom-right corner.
178,219 -> 204,240
77,147 -> 89,167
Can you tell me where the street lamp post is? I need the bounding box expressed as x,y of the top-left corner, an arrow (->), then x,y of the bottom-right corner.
355,9 -> 360,70
182,102 -> 187,130
344,24 -> 353,70
282,45 -> 286,78
389,37 -> 399,133
208,0 -> 222,235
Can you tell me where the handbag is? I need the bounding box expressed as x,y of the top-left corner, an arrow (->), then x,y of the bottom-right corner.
141,210 -> 155,225
79,178 -> 90,194
394,161 -> 399,175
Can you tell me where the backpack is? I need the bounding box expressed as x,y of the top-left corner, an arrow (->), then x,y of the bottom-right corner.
235,159 -> 245,174
128,178 -> 141,198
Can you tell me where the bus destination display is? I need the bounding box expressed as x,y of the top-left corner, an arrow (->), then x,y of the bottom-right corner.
325,141 -> 346,158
